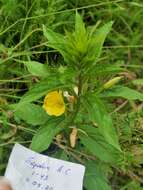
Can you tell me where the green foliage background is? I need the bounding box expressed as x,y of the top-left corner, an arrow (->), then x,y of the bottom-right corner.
1,0 -> 143,189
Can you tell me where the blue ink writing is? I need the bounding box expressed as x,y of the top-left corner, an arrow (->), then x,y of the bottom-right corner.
25,157 -> 50,170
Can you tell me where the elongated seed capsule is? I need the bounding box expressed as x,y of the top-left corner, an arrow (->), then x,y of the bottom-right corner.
103,76 -> 123,89
70,128 -> 78,148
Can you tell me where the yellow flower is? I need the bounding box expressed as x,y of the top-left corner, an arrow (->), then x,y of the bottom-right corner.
43,91 -> 65,116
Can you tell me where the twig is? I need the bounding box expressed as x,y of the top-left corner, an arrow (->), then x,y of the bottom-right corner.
110,100 -> 128,115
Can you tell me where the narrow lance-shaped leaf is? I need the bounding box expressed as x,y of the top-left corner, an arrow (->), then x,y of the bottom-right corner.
43,25 -> 72,63
16,79 -> 66,108
79,133 -> 122,164
90,64 -> 124,76
88,21 -> 113,63
103,86 -> 143,101
132,79 -> 143,86
43,25 -> 65,47
74,11 -> 87,53
82,94 -> 121,150
75,11 -> 86,39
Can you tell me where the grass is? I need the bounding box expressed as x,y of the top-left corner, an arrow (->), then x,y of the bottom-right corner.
1,0 -> 143,189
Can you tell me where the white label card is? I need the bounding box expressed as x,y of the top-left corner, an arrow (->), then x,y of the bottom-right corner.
5,144 -> 85,190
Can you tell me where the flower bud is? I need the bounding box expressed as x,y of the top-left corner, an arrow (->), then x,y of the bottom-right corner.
103,76 -> 123,89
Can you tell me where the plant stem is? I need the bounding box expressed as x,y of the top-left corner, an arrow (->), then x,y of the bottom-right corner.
68,72 -> 83,125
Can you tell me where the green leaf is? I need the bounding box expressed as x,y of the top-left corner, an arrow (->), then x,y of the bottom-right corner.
120,181 -> 143,190
75,11 -> 86,39
43,25 -> 66,54
84,161 -> 111,190
79,133 -> 122,164
16,79 -> 65,107
24,61 -> 49,78
132,79 -> 143,86
88,21 -> 113,63
103,86 -> 143,101
74,12 -> 87,53
30,118 -> 64,152
14,103 -> 48,126
83,94 -> 120,150
43,25 -> 65,47
90,64 -> 124,77
43,25 -> 73,64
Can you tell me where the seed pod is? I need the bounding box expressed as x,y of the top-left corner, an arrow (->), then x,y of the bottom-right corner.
70,128 -> 78,148
103,76 -> 123,89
